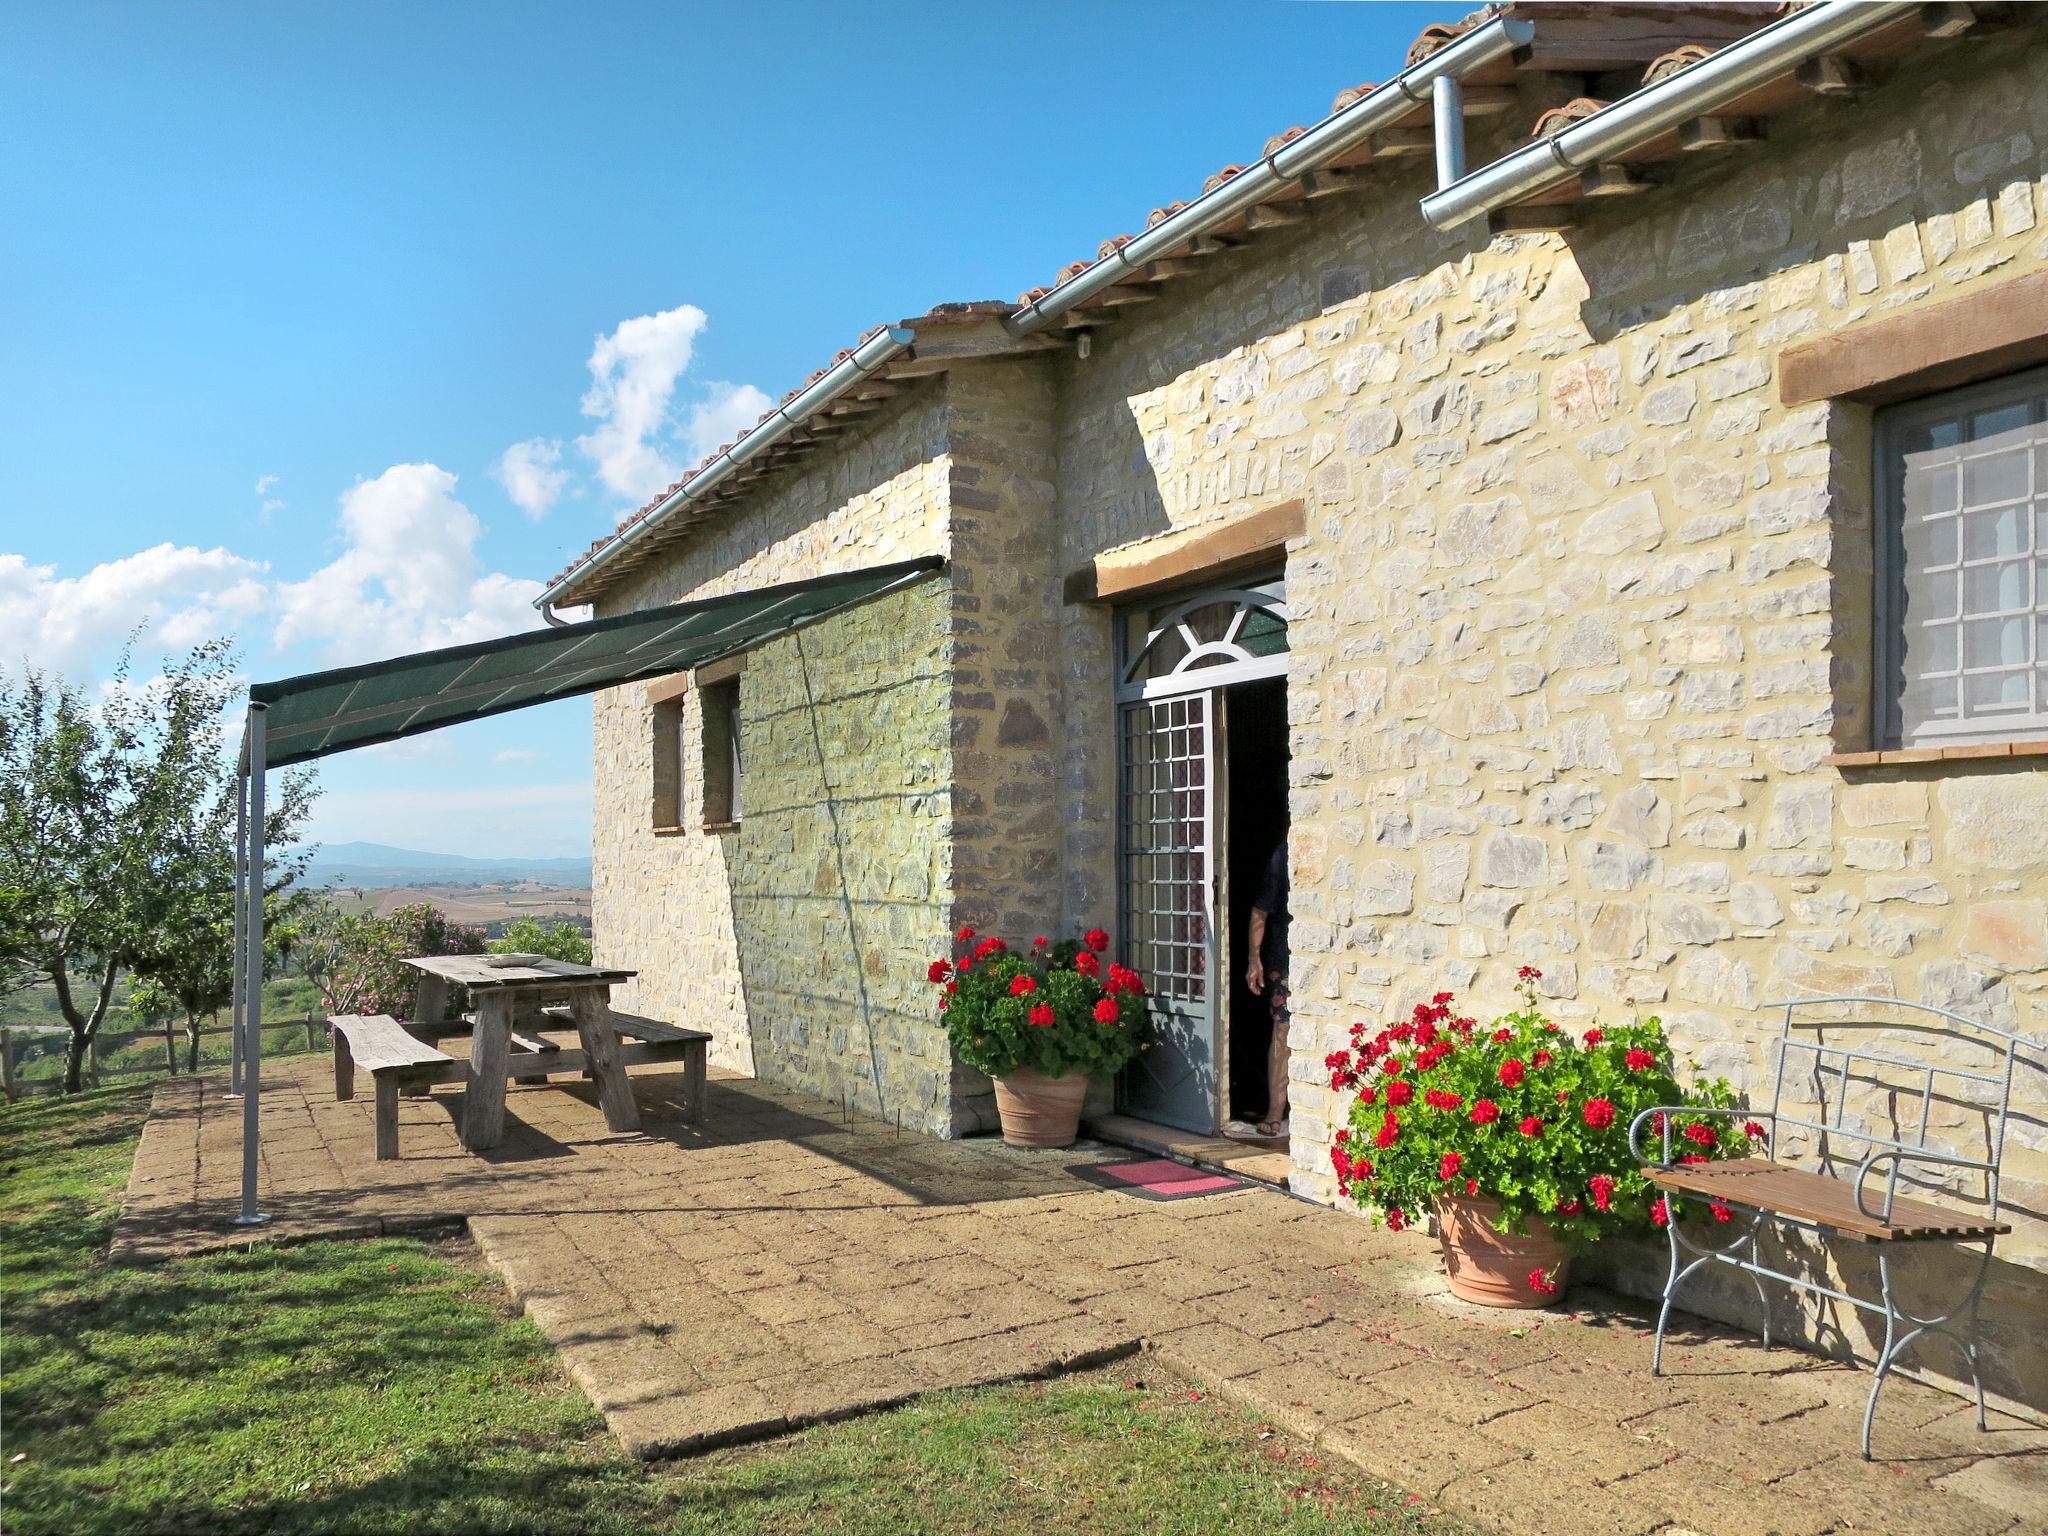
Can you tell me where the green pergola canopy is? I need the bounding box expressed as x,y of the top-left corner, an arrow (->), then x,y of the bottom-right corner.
248,556 -> 943,768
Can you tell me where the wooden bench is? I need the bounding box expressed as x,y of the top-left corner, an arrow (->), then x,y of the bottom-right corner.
330,1014 -> 463,1160
539,1004 -> 709,1120
1631,994 -> 2023,1460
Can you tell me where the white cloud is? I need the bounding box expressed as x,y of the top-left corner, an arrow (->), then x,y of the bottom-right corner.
255,474 -> 279,496
494,437 -> 568,520
0,544 -> 269,681
686,381 -> 775,464
255,472 -> 285,518
495,748 -> 542,764
273,463 -> 544,663
573,304 -> 708,504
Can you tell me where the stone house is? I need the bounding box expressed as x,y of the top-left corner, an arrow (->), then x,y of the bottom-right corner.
540,2 -> 2048,1411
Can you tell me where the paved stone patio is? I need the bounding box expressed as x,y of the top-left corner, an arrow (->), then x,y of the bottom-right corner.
116,1056 -> 2046,1535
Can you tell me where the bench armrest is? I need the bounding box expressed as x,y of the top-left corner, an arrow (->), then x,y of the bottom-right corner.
1628,1105 -> 1772,1168
1852,1147 -> 1994,1224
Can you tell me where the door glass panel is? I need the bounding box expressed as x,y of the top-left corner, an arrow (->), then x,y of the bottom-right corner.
1117,691 -> 1217,1132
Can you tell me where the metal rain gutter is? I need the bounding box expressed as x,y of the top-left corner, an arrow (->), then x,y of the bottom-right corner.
1419,0 -> 1920,230
1005,13 -> 1536,337
537,324 -> 918,608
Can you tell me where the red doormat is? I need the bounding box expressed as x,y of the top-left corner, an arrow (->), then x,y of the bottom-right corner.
1068,1157 -> 1246,1201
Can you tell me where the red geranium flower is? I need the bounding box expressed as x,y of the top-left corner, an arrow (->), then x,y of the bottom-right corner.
1518,1116 -> 1544,1137
1084,927 -> 1110,952
1009,974 -> 1037,997
1710,1202 -> 1733,1223
957,926 -> 976,942
1517,965 -> 1541,981
1555,1199 -> 1583,1216
1469,1099 -> 1501,1125
1093,997 -> 1119,1024
1439,1152 -> 1462,1181
1583,1028 -> 1604,1046
1385,1206 -> 1407,1232
1375,1113 -> 1400,1150
1527,1266 -> 1559,1295
1582,1097 -> 1617,1130
1075,951 -> 1100,977
928,960 -> 952,984
1028,1003 -> 1055,1027
1384,1079 -> 1414,1108
1498,1059 -> 1526,1087
1033,935 -> 1048,949
1589,1174 -> 1616,1212
1683,1121 -> 1717,1148
1532,1049 -> 1553,1069
1491,1028 -> 1512,1044
1625,1048 -> 1655,1072
1743,1120 -> 1768,1141
1650,1197 -> 1670,1227
1464,1178 -> 1479,1196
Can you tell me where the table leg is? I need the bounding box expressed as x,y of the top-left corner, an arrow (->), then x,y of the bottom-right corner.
462,991 -> 513,1151
570,988 -> 640,1133
405,973 -> 451,1098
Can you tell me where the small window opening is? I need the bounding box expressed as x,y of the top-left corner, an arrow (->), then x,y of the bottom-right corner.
701,679 -> 742,828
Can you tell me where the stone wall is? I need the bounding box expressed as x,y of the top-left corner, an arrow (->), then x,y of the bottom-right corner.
590,392 -> 959,1126
1046,31 -> 2048,1407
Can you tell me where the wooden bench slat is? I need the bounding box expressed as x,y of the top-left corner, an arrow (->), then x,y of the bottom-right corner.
1644,1158 -> 2010,1242
542,1004 -> 711,1046
328,1014 -> 456,1074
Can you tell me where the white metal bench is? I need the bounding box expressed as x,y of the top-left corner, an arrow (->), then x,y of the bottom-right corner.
329,1014 -> 462,1160
1630,995 -> 2021,1459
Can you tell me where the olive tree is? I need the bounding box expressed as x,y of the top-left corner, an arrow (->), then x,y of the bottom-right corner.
0,641 -> 316,1090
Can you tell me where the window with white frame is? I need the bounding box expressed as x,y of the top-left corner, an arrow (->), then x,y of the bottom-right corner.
1875,367 -> 2048,747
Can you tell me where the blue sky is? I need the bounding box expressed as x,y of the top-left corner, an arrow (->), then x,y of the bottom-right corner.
2,0 -> 1440,858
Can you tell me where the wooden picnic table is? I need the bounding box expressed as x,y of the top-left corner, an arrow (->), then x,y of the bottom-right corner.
401,954 -> 640,1151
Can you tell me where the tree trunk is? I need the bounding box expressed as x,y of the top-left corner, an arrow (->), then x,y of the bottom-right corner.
50,955 -> 120,1094
185,1012 -> 202,1074
163,1021 -> 179,1074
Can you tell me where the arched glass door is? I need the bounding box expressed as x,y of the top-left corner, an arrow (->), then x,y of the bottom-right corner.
1115,577 -> 1288,1132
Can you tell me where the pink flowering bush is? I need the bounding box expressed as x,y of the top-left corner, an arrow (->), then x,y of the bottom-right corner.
320,902 -> 485,1020
1326,969 -> 1760,1267
931,927 -> 1147,1079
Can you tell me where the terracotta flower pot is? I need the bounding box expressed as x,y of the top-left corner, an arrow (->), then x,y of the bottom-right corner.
1435,1194 -> 1572,1308
992,1068 -> 1089,1148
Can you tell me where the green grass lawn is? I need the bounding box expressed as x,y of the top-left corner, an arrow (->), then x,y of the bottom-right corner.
0,1088 -> 1470,1536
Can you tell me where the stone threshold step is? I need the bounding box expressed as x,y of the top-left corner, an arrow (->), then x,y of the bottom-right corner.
1083,1113 -> 1293,1190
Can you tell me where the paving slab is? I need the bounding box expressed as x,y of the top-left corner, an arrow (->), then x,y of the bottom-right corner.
114,1058 -> 2047,1534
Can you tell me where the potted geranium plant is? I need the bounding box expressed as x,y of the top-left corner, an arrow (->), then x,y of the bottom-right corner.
1324,967 -> 1762,1307
930,926 -> 1146,1147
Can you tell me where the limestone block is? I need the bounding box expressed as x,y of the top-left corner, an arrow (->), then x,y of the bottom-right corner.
1959,900 -> 2048,971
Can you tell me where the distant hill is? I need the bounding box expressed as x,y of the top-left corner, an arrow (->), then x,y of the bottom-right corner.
303,841 -> 592,889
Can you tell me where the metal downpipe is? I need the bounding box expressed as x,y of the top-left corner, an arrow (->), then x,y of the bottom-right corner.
1432,73 -> 1467,189
1420,0 -> 1921,229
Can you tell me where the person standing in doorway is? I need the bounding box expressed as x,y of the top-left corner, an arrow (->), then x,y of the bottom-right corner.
1246,840 -> 1289,1139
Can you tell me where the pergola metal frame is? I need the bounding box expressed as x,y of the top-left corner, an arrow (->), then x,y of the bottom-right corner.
224,555 -> 944,1225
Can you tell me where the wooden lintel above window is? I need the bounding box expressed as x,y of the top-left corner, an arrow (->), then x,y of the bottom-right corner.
643,673 -> 691,707
1064,499 -> 1305,605
1780,270 -> 2048,406
692,652 -> 747,687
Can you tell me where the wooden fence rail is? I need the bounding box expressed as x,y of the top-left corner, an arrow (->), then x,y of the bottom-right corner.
0,1017 -> 326,1102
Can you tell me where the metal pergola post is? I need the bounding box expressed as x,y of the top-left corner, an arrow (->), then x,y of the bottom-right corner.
233,700 -> 270,1228
227,744 -> 248,1097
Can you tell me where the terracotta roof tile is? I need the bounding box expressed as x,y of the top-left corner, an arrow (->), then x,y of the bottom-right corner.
1201,164 -> 1247,195
1531,98 -> 1609,138
1405,7 -> 1497,67
1329,81 -> 1380,114
1263,124 -> 1308,157
1643,43 -> 1714,85
1147,200 -> 1190,229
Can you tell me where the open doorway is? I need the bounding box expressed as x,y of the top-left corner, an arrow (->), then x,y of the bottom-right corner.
1223,676 -> 1289,1135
